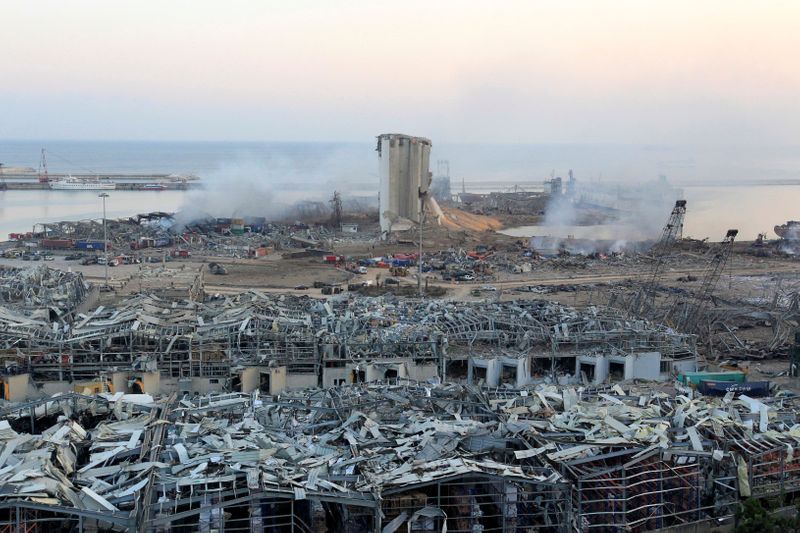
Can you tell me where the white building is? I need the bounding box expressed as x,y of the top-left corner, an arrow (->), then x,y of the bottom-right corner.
377,133 -> 432,234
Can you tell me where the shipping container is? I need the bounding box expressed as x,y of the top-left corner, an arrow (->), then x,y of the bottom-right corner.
41,239 -> 74,249
75,240 -> 108,251
698,380 -> 770,397
678,371 -> 746,386
154,237 -> 172,247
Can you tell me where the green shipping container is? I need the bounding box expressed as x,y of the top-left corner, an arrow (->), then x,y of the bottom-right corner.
678,371 -> 746,386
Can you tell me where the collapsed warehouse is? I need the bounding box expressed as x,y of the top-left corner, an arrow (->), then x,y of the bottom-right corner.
0,379 -> 796,531
0,285 -> 697,398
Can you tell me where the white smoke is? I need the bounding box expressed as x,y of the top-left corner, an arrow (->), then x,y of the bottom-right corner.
173,146 -> 373,228
534,178 -> 681,254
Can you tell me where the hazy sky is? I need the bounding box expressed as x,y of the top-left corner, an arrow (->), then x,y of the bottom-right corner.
1,0 -> 798,144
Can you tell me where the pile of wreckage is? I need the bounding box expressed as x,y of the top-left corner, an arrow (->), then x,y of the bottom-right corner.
29,212 -> 175,250
0,265 -> 88,315
0,380 -> 796,531
0,292 -> 697,390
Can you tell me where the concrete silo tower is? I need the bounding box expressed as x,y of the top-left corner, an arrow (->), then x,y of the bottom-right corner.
376,133 -> 432,234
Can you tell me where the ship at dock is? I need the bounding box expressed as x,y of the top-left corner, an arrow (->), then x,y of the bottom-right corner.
49,176 -> 116,190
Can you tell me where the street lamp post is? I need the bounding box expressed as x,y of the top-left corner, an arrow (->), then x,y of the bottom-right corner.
99,193 -> 109,288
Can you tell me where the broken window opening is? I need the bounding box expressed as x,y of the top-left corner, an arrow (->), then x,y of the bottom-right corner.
609,361 -> 625,380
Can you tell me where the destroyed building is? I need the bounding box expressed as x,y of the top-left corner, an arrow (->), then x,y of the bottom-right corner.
0,289 -> 697,400
0,378 -> 795,531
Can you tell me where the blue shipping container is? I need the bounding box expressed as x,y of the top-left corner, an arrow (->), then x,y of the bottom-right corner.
75,240 -> 107,250
154,237 -> 171,247
698,380 -> 770,397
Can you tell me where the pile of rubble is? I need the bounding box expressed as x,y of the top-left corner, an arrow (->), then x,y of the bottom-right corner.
0,290 -> 698,388
0,379 -> 798,531
0,265 -> 88,314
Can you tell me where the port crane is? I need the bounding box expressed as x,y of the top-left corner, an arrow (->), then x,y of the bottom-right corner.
629,199 -> 687,315
38,148 -> 49,184
678,228 -> 738,333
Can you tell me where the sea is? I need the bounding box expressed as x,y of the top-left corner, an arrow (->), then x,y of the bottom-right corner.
0,140 -> 799,241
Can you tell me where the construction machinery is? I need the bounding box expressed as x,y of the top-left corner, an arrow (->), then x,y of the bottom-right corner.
629,200 -> 687,315
677,229 -> 738,333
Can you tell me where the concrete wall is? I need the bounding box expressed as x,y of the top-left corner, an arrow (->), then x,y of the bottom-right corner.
671,358 -> 697,377
190,377 -> 226,395
142,372 -> 161,395
111,372 -> 130,394
577,352 -> 664,384
576,355 -> 608,385
40,382 -> 72,397
406,363 -> 439,382
241,367 -> 260,393
468,358 -> 501,387
286,372 -> 318,391
322,366 -> 350,388
5,374 -> 32,401
366,363 -> 407,382
626,352 -> 661,381
269,367 -> 287,395
469,357 -> 529,387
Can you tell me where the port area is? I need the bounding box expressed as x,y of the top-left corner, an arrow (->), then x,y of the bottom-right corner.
0,171 -> 201,190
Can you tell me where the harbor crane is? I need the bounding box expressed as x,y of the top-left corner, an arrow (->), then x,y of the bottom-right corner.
38,148 -> 49,184
678,228 -> 738,333
629,199 -> 687,315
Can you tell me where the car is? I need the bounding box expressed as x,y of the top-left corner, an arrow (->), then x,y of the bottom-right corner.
43,255 -> 55,261
21,254 -> 31,261
294,285 -> 309,290
481,285 -> 497,291
385,278 -> 400,285
32,254 -> 41,261
65,253 -> 84,261
81,256 -> 98,265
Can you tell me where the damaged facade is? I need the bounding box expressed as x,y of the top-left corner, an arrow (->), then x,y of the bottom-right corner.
0,291 -> 696,399
0,380 -> 795,531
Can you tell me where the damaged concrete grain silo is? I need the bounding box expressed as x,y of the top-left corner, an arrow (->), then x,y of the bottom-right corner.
377,133 -> 432,235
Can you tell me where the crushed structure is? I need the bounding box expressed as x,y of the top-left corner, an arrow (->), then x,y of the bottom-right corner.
0,292 -> 696,399
0,379 -> 796,531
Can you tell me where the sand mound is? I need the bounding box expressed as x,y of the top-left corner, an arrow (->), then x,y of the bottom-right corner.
439,206 -> 504,232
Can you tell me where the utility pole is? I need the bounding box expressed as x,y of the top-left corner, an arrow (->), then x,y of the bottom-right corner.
418,194 -> 425,298
99,193 -> 110,288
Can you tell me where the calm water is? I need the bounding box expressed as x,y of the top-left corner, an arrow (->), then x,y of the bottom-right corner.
0,140 -> 798,240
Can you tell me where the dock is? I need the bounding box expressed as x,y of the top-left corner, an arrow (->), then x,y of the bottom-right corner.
0,172 -> 202,190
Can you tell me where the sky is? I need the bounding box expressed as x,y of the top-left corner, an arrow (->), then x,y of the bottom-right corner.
1,0 -> 799,144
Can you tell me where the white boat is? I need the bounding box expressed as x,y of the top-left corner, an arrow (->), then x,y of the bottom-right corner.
50,176 -> 116,190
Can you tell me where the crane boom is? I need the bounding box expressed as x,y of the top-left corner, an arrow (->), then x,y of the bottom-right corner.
680,228 -> 738,332
629,200 -> 687,314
